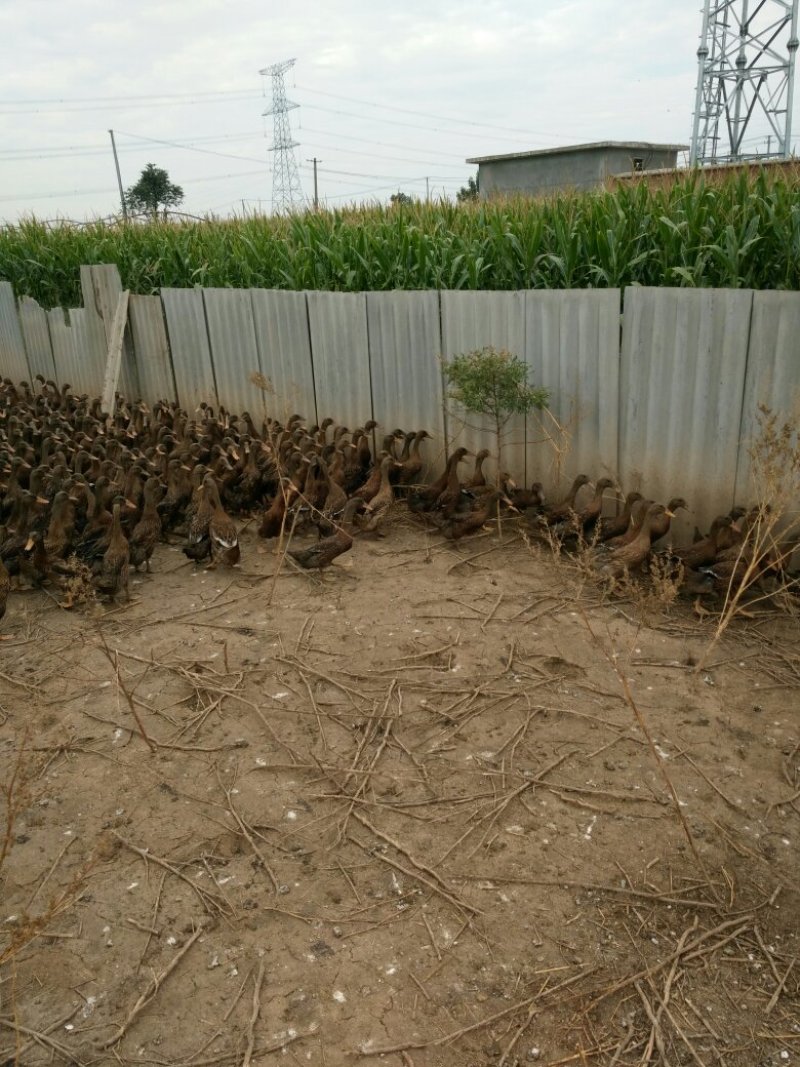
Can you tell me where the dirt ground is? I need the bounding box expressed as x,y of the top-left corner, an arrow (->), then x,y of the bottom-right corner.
0,516 -> 798,1067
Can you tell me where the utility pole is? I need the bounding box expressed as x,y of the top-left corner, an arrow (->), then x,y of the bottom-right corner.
108,129 -> 128,221
425,176 -> 430,202
260,58 -> 304,214
307,157 -> 321,210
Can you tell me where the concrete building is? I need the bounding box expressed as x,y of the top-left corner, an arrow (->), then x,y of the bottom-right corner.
466,141 -> 688,199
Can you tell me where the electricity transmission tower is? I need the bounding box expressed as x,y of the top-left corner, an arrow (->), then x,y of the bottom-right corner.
690,0 -> 799,165
260,58 -> 304,213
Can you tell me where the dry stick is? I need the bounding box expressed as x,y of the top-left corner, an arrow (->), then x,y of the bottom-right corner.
0,1007 -> 81,1066
497,1002 -> 539,1067
100,923 -> 206,1049
26,831 -> 76,908
578,608 -> 714,894
299,670 -> 328,753
678,750 -> 741,812
352,810 -> 474,910
242,958 -> 267,1067
0,1016 -> 89,1066
481,591 -> 504,632
266,502 -> 300,606
146,1030 -> 309,1067
446,536 -> 517,575
354,965 -> 595,1057
352,836 -> 482,919
585,916 -> 754,1011
450,751 -> 573,864
95,629 -> 158,753
652,998 -> 709,1067
218,771 -> 280,895
753,924 -> 784,985
113,833 -> 228,916
765,959 -> 796,1015
455,874 -> 717,910
635,980 -> 670,1066
137,870 -> 167,971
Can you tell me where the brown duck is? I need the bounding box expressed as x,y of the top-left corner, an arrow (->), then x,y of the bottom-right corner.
356,456 -> 396,536
539,474 -> 592,526
601,497 -> 654,550
129,476 -> 163,572
205,473 -> 240,568
183,470 -> 213,563
408,447 -> 471,514
397,429 -> 432,489
467,448 -> 491,489
553,477 -> 616,539
258,479 -> 298,540
649,497 -> 689,542
289,497 -> 362,573
599,503 -> 673,580
596,491 -> 644,543
509,480 -> 546,513
442,490 -> 511,541
672,515 -> 735,570
95,500 -> 130,601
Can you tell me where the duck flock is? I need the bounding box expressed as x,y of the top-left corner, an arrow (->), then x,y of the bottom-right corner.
0,377 -> 791,632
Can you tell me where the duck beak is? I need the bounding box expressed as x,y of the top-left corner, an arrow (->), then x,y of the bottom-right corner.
124,498 -> 138,511
24,536 -> 35,551
665,509 -> 676,518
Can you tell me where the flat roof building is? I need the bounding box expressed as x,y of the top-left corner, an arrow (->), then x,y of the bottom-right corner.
466,141 -> 688,199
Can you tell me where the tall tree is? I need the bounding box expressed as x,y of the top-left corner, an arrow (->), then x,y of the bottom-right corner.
456,174 -> 479,202
125,163 -> 184,219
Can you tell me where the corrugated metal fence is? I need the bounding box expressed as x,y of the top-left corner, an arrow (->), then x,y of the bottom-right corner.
1,265 -> 798,530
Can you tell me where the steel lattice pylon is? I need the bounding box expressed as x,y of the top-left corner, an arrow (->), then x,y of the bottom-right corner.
690,0 -> 799,165
260,58 -> 304,214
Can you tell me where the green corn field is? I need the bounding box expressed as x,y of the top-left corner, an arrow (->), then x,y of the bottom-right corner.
1,170 -> 799,308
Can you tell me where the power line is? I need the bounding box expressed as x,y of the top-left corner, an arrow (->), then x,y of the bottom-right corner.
0,95 -> 261,116
300,125 -> 466,161
0,88 -> 256,105
295,84 -> 592,141
0,130 -> 265,159
299,102 -> 539,145
115,129 -> 267,165
298,163 -> 464,181
0,167 -> 268,205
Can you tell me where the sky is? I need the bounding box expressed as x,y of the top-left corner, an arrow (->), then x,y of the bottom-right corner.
0,0 -> 798,224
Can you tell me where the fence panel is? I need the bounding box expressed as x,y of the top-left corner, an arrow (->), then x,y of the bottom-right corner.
17,296 -> 55,382
250,289 -> 316,425
0,282 -> 30,383
366,291 -> 445,477
161,288 -> 217,412
525,289 -> 621,497
735,293 -> 800,561
81,264 -> 139,400
619,287 -> 753,537
440,290 -> 527,486
128,295 -> 176,404
46,307 -> 107,397
203,288 -> 262,417
306,291 -> 370,430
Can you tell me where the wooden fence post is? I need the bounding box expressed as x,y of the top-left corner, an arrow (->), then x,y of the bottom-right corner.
101,290 -> 130,416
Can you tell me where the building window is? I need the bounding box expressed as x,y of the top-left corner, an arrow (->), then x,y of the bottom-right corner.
632,157 -> 644,172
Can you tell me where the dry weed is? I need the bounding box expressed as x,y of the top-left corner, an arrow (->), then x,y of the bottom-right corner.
699,404 -> 800,667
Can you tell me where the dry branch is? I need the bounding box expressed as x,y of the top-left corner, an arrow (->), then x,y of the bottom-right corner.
101,923 -> 206,1049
